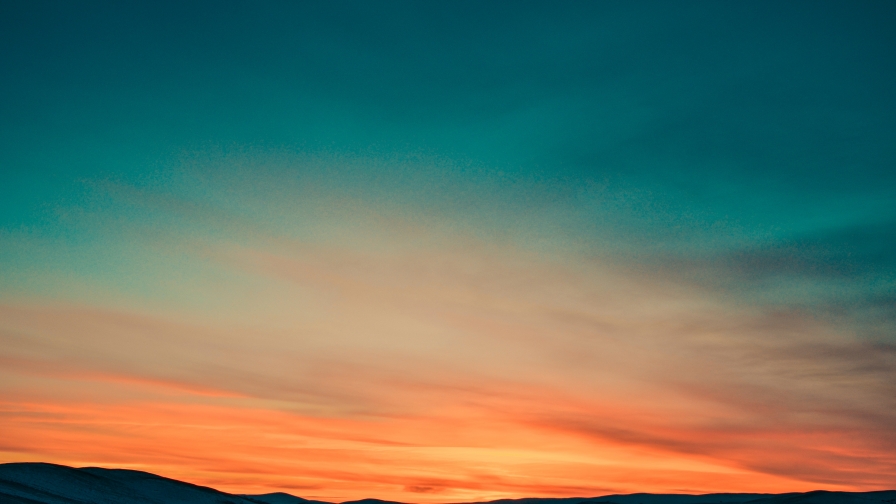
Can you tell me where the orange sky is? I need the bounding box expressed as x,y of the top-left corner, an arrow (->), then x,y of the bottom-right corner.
2,200 -> 895,501
4,0 -> 896,499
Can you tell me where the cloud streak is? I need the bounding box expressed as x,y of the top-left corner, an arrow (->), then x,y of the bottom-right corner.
2,2 -> 896,499
1,157 -> 894,499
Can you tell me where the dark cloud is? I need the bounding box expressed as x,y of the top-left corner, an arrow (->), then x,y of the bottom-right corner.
718,221 -> 896,279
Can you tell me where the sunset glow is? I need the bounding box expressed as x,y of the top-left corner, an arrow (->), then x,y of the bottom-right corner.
1,1 -> 895,501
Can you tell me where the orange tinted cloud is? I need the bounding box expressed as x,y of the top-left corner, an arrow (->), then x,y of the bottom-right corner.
1,200 -> 895,500
0,384 -> 823,502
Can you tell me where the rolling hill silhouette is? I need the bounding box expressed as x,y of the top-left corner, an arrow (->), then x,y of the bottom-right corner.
1,463 -> 893,504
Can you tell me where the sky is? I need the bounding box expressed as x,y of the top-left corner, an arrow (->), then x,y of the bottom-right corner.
1,0 -> 895,501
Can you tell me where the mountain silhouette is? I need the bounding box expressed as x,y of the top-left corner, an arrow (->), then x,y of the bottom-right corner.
1,463 -> 894,504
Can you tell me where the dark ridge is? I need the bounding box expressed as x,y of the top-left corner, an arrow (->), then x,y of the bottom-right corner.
733,491 -> 896,504
243,492 -> 332,504
341,499 -> 409,504
2,463 -> 895,504
465,495 -> 768,504
0,462 -> 325,504
469,499 -> 619,504
467,493 -> 896,504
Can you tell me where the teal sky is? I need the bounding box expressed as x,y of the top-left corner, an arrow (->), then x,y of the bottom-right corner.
4,1 -> 895,319
1,1 -> 895,497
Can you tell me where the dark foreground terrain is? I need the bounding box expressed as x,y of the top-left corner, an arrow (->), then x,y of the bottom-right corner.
1,463 -> 894,504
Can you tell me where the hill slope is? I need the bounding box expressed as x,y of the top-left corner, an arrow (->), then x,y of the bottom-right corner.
1,463 -> 894,504
469,492 -> 896,504
0,462 -> 325,504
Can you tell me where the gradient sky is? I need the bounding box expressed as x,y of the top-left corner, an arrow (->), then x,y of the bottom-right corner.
1,1 -> 896,501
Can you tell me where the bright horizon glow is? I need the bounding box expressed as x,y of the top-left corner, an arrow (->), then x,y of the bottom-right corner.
1,1 -> 895,501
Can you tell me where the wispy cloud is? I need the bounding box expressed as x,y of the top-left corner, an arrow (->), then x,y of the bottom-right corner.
3,0 -> 896,492
1,159 -> 894,499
